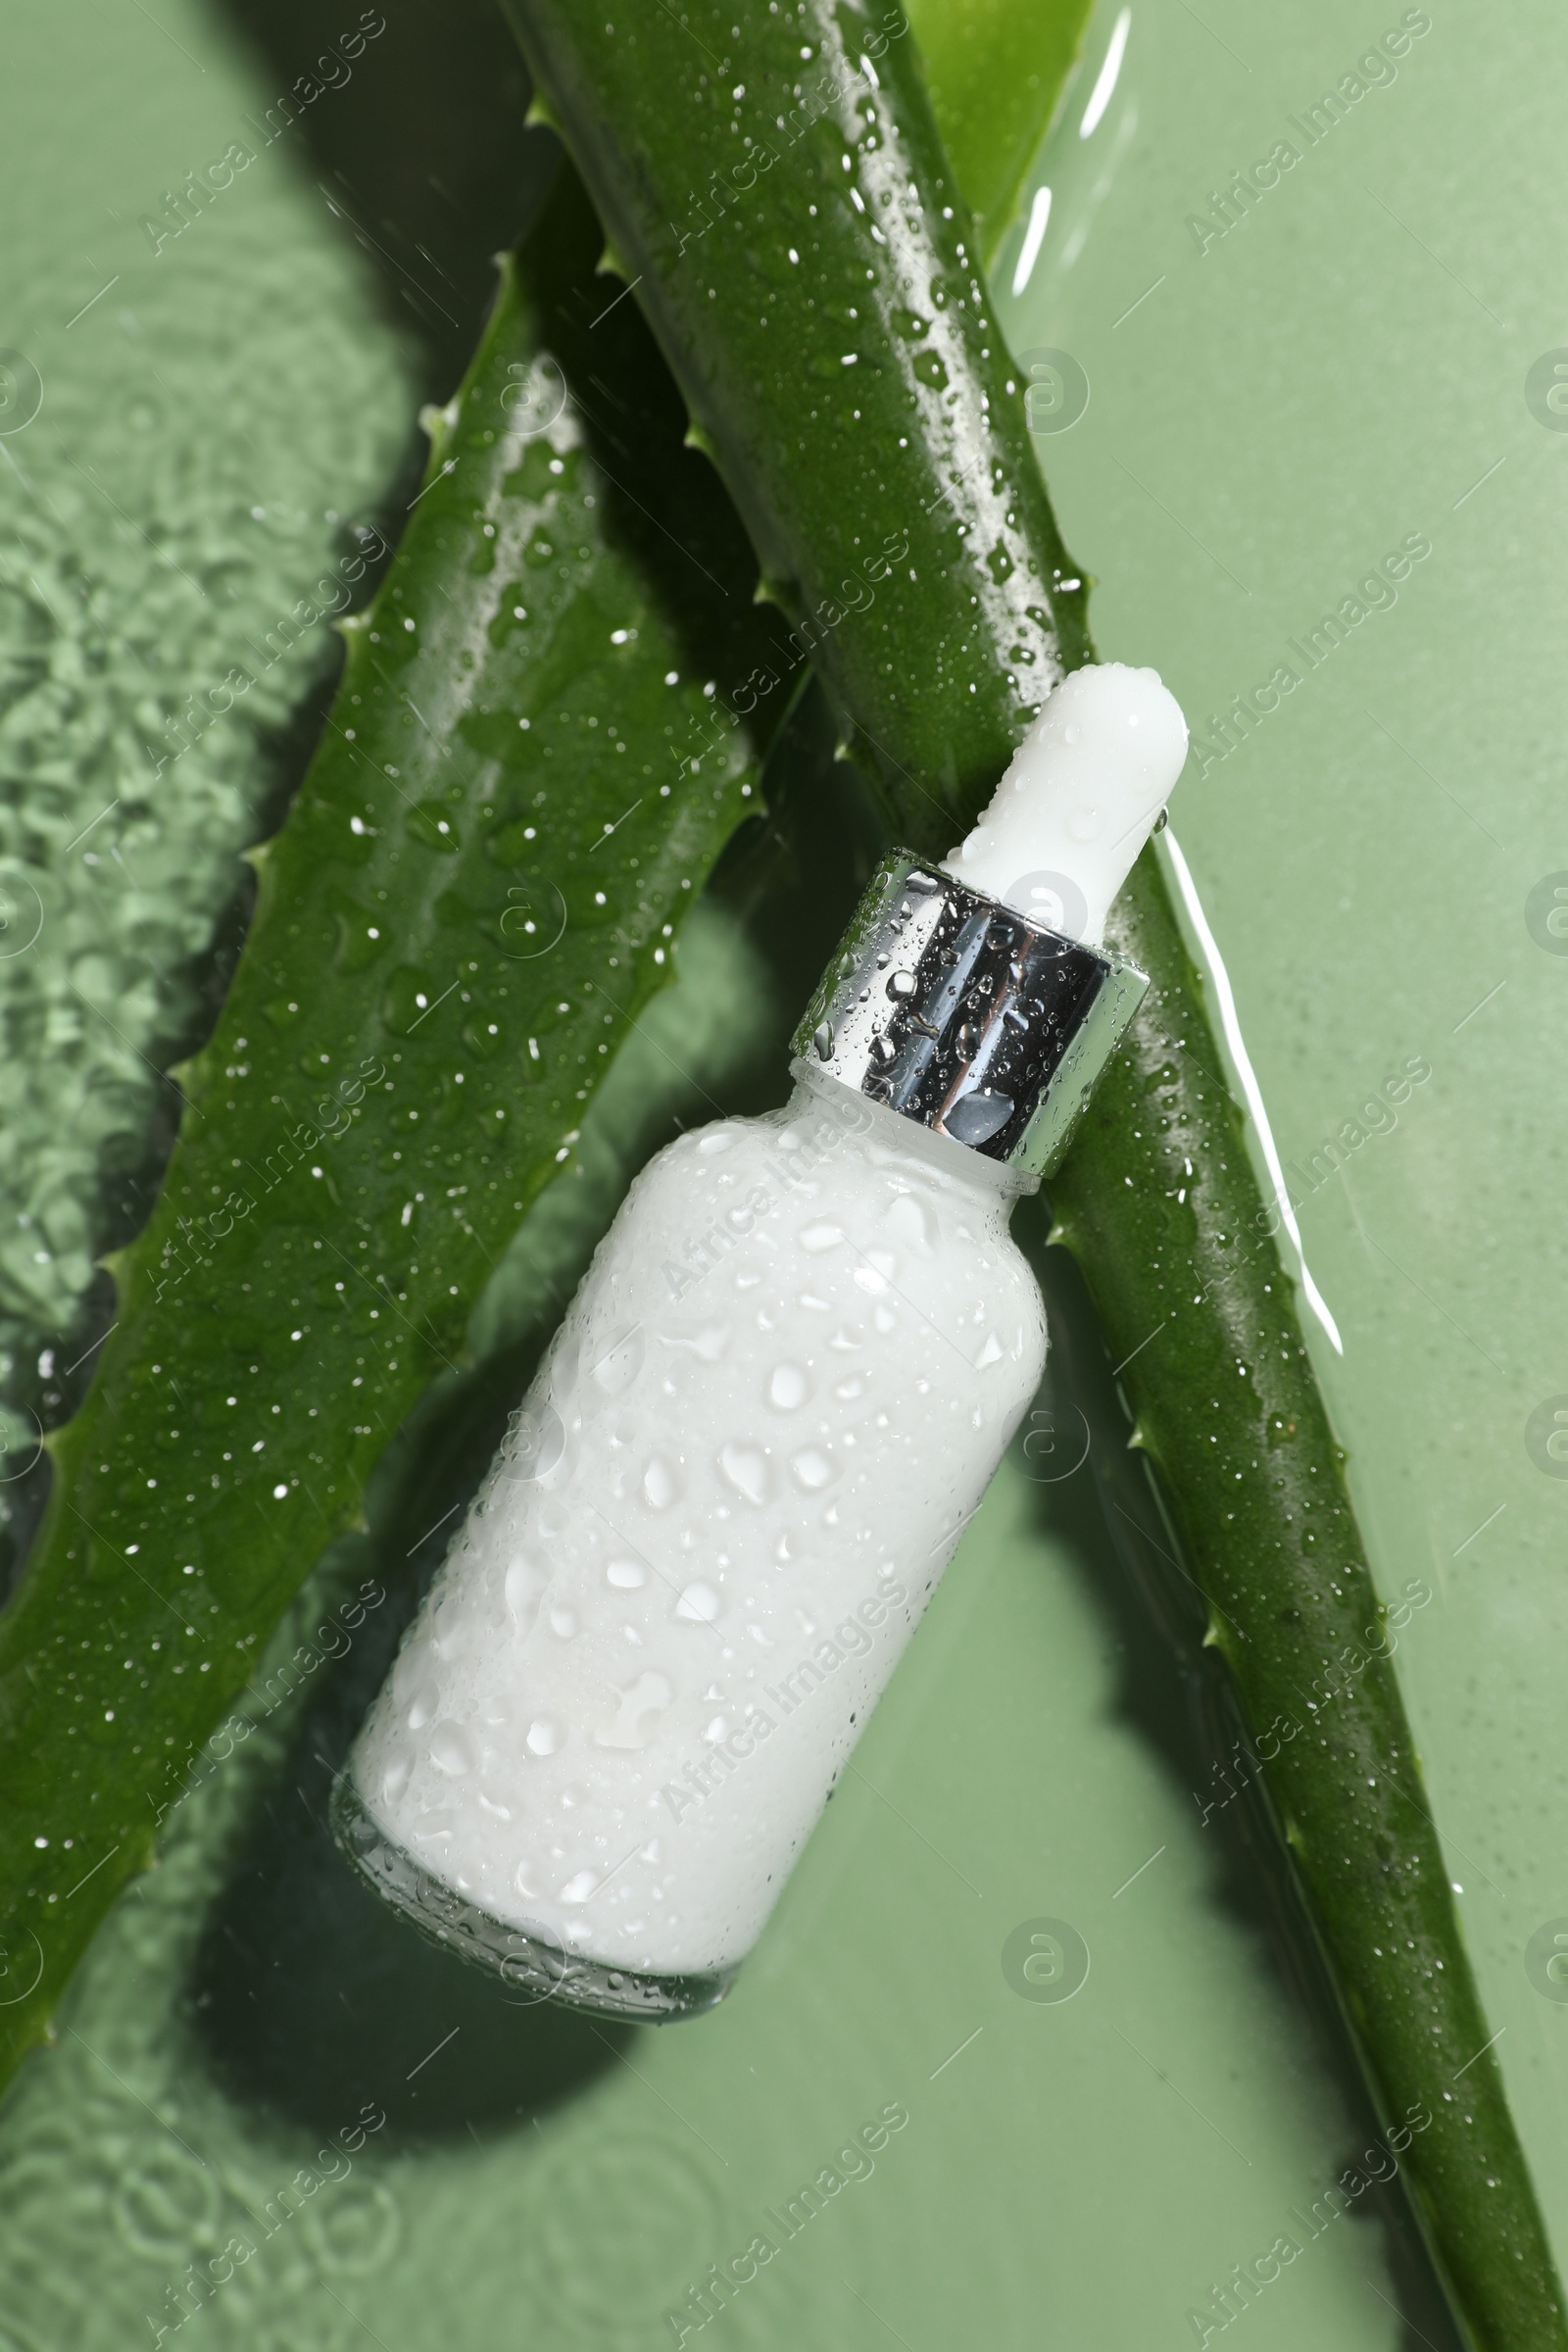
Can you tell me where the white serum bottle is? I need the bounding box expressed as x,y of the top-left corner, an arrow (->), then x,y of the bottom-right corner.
336,662 -> 1188,2018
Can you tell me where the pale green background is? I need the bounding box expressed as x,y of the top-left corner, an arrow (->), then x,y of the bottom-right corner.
1,2 -> 1564,2347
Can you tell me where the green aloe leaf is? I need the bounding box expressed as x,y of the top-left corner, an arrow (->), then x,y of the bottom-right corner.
904,0 -> 1093,257
495,3 -> 1565,2343
0,164 -> 789,2082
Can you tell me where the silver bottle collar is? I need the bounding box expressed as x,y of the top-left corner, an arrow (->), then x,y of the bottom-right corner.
790,853 -> 1149,1179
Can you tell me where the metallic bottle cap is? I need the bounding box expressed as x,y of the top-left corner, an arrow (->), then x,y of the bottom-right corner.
790,852 -> 1149,1179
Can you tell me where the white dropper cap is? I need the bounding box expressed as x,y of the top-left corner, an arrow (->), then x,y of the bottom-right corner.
944,662 -> 1189,947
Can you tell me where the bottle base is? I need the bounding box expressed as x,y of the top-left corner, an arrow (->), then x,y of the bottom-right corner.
329,1771 -> 738,2024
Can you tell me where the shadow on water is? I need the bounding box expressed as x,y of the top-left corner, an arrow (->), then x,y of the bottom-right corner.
1021,1224 -> 1468,2352
214,0 -> 550,401
188,1326 -> 634,2144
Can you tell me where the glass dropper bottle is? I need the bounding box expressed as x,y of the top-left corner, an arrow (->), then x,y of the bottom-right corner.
334,661 -> 1188,2018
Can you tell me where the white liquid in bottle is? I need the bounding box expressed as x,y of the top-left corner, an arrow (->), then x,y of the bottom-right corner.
338,663 -> 1188,2014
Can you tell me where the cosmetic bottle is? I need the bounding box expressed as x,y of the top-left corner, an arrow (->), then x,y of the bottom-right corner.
334,662 -> 1188,2017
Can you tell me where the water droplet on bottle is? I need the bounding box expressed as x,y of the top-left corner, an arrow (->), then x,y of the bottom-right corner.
767,1362 -> 811,1410
887,969 -> 916,999
501,1401 -> 566,1481
719,1442 -> 775,1503
595,1669 -> 673,1748
505,1553 -> 549,1630
590,1325 -> 645,1399
428,1721 -> 476,1776
834,1370 -> 869,1399
945,1090 -> 1014,1145
380,1756 -> 411,1804
607,1558 -> 647,1590
406,1681 -> 439,1732
559,1870 -> 598,1903
677,1581 -> 722,1623
974,1331 -> 1004,1369
883,1191 -> 938,1254
790,1446 -> 838,1492
813,1020 -> 834,1059
664,1321 -> 730,1363
432,1599 -> 481,1664
801,1220 -> 844,1253
550,1604 -> 579,1637
526,1716 -> 563,1755
643,1455 -> 681,1509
